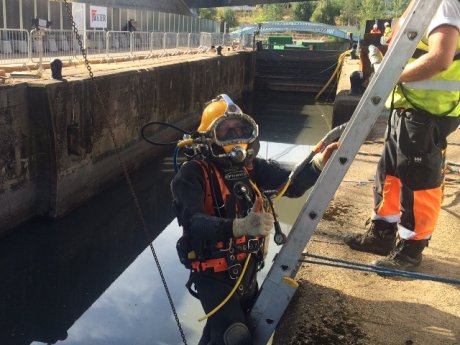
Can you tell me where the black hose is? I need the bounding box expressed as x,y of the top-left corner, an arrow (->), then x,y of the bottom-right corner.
141,121 -> 192,146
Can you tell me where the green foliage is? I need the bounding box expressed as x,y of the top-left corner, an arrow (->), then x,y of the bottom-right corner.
310,0 -> 340,25
217,8 -> 239,29
359,0 -> 386,21
386,0 -> 410,17
292,2 -> 317,21
252,4 -> 286,22
198,8 -> 217,20
338,0 -> 361,26
241,0 -> 411,27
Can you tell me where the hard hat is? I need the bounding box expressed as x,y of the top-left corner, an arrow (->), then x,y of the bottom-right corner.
373,24 -> 378,28
384,22 -> 390,26
198,94 -> 258,154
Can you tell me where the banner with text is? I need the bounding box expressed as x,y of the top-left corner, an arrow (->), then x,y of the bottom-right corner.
72,2 -> 86,31
90,6 -> 108,29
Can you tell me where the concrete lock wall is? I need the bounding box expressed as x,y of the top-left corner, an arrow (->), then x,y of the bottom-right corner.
0,52 -> 256,236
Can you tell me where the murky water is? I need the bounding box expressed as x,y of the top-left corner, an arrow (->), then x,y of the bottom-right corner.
0,92 -> 332,345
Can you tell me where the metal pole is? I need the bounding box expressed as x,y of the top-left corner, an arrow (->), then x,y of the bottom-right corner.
2,0 -> 6,29
59,1 -> 63,30
19,0 -> 23,29
38,29 -> 43,73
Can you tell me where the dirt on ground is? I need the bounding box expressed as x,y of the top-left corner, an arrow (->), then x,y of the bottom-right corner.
272,121 -> 460,345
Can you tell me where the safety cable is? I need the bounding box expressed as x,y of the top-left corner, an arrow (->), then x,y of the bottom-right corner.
62,1 -> 188,344
300,253 -> 460,286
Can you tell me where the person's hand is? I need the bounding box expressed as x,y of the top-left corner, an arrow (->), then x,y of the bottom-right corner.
233,198 -> 274,238
312,142 -> 339,171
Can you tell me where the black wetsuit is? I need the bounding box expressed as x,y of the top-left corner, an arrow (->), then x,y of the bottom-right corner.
171,157 -> 320,345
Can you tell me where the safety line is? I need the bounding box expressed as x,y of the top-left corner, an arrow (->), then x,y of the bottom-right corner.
62,1 -> 188,344
300,253 -> 460,286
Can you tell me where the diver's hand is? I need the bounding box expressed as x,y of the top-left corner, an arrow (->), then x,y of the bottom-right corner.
312,142 -> 339,171
232,198 -> 274,238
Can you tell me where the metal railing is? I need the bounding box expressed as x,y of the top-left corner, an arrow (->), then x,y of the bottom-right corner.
0,29 -> 30,65
0,28 -> 252,66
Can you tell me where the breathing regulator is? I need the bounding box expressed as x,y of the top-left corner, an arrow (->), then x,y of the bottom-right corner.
141,94 -> 260,173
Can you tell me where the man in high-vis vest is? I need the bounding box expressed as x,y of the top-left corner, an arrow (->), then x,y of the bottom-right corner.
345,0 -> 460,270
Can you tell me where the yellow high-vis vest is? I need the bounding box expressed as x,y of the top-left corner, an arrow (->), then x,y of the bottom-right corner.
386,36 -> 460,117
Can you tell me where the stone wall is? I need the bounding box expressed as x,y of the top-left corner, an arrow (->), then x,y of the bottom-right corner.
0,52 -> 255,236
0,84 -> 38,236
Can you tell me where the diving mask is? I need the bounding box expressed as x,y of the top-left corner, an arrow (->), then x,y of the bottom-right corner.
207,94 -> 258,152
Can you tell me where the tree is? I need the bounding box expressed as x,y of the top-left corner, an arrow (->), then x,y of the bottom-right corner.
292,2 -> 317,22
217,7 -> 239,30
198,8 -> 217,20
337,0 -> 361,26
386,0 -> 410,16
310,0 -> 340,25
244,0 -> 411,27
359,0 -> 387,21
252,4 -> 286,22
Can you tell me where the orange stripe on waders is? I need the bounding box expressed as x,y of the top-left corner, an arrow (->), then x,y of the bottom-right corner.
411,147 -> 446,240
412,187 -> 443,240
376,175 -> 401,217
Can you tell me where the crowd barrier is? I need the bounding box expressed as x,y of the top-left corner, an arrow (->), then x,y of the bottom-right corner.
0,28 -> 254,66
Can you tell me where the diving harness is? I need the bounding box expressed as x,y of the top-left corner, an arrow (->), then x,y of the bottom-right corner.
141,94 -> 347,321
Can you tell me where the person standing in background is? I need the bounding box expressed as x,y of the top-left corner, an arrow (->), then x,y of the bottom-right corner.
345,0 -> 460,270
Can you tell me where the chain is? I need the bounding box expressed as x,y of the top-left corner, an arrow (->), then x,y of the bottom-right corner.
62,1 -> 93,78
61,1 -> 188,344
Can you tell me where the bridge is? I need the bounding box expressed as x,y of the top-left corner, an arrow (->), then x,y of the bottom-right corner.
231,21 -> 357,42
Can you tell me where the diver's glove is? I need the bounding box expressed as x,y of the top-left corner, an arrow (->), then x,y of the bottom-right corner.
232,198 -> 274,238
312,142 -> 339,171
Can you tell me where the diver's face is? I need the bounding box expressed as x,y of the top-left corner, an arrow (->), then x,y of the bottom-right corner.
215,118 -> 254,142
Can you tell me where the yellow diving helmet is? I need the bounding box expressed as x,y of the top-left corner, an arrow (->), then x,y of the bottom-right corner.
198,94 -> 258,161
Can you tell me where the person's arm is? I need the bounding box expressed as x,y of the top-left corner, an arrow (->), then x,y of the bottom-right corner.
285,161 -> 321,197
399,25 -> 459,82
252,157 -> 321,198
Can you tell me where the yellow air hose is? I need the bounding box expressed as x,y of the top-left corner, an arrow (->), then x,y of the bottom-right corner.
198,253 -> 252,322
198,185 -> 266,322
315,50 -> 350,101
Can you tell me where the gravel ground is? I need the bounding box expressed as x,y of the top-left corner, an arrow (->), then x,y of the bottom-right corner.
272,121 -> 460,345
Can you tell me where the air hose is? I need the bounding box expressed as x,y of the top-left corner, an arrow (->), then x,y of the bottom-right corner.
315,49 -> 350,101
273,122 -> 348,200
198,187 -> 268,322
198,253 -> 252,322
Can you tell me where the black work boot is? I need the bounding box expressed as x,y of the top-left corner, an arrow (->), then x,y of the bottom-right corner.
344,219 -> 397,256
372,239 -> 429,270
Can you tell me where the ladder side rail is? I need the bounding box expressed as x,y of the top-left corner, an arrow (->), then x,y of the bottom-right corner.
250,1 -> 444,344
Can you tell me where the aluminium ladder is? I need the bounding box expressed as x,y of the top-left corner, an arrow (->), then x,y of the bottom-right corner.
250,1 -> 445,344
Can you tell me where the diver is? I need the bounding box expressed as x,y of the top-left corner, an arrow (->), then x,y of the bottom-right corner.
170,94 -> 340,345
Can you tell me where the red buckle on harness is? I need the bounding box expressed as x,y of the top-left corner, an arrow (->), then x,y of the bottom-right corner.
191,253 -> 247,273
